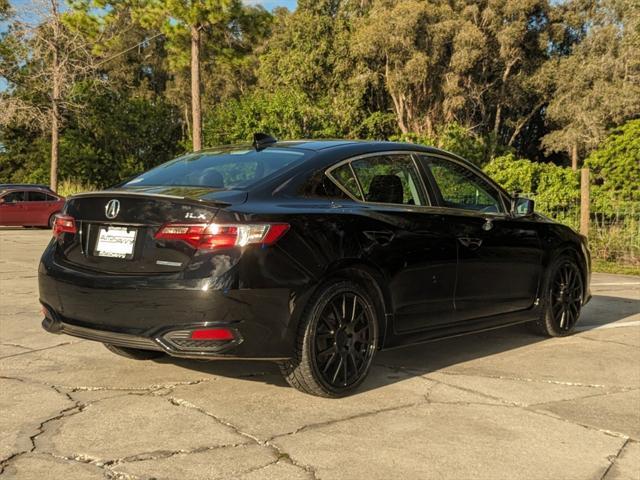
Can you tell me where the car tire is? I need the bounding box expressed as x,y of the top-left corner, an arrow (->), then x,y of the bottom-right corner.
279,280 -> 379,397
103,343 -> 164,360
529,254 -> 584,337
48,213 -> 59,228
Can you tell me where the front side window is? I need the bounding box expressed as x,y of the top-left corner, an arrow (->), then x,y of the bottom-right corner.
2,191 -> 26,203
421,156 -> 503,213
348,155 -> 427,206
124,148 -> 306,190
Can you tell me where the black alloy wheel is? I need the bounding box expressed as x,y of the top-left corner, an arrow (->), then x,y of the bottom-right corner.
530,255 -> 584,337
280,280 -> 379,397
550,261 -> 584,332
314,291 -> 376,388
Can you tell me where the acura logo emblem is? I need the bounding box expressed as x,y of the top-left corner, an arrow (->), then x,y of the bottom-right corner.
105,199 -> 120,219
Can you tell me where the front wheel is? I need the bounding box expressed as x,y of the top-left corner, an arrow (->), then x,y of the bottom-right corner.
280,280 -> 379,397
530,255 -> 584,337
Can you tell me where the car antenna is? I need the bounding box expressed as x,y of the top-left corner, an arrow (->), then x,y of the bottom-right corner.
252,133 -> 277,151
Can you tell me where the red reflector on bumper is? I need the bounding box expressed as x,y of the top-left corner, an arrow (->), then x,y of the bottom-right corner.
190,328 -> 234,341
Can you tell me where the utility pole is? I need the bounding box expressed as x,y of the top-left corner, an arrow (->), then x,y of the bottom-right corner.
50,0 -> 61,192
190,23 -> 202,152
580,168 -> 590,236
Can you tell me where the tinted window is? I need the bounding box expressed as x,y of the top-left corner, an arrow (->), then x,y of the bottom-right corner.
350,155 -> 426,206
328,164 -> 361,199
2,191 -> 26,203
124,148 -> 306,189
422,156 -> 503,213
28,191 -> 48,201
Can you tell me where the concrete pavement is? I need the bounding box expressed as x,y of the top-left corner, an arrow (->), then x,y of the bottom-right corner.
1,229 -> 638,479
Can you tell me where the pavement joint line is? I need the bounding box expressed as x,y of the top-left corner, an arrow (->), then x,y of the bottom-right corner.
269,401 -> 422,442
575,320 -> 640,331
599,438 -> 631,480
528,387 -> 640,409
433,370 -> 617,389
591,282 -> 640,286
0,341 -> 78,360
0,342 -> 33,351
575,335 -> 640,349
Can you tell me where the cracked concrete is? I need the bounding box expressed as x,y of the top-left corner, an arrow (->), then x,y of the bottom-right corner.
1,229 -> 639,479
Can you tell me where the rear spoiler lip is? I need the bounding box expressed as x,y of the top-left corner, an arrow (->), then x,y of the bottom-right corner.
68,190 -> 232,206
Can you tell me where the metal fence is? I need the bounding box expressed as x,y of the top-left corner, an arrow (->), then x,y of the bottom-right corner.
522,193 -> 640,266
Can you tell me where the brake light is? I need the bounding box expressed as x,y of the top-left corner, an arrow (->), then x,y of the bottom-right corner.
52,214 -> 77,237
154,223 -> 289,249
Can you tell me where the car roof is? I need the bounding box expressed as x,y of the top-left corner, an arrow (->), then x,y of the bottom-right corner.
0,186 -> 59,195
0,183 -> 52,190
196,139 -> 439,154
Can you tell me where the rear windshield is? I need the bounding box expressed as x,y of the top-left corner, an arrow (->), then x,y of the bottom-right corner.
124,148 -> 306,189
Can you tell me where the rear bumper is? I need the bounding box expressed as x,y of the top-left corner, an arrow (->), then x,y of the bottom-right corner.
41,311 -> 289,360
38,249 -> 300,360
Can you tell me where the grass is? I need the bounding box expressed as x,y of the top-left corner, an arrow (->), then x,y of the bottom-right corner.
592,259 -> 640,276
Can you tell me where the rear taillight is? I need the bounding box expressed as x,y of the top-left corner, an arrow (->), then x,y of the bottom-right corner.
52,214 -> 77,237
154,223 -> 289,250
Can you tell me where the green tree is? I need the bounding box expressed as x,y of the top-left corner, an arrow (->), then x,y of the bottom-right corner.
542,0 -> 640,169
130,0 -> 238,151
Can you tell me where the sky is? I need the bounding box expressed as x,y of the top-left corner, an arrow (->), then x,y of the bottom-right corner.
245,0 -> 297,9
7,0 -> 297,11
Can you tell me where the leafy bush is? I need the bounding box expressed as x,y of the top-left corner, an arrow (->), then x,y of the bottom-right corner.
484,154 -> 580,215
57,178 -> 96,197
203,89 -> 340,146
393,122 -> 492,166
585,119 -> 640,215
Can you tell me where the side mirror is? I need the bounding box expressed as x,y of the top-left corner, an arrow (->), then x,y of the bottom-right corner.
511,196 -> 535,217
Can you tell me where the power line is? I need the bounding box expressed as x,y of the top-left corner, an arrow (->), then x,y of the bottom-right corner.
93,31 -> 165,68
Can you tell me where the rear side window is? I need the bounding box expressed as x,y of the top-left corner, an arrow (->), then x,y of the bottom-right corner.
27,191 -> 48,201
327,164 -> 361,199
124,148 -> 306,189
2,191 -> 26,203
351,155 -> 426,206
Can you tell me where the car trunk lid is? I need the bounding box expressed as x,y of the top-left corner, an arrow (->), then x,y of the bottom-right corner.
57,186 -> 247,274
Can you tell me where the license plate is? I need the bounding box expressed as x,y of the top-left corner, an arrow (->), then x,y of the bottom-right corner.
95,227 -> 137,259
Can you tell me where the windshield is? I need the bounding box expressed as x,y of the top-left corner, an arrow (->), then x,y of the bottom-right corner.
123,148 -> 306,189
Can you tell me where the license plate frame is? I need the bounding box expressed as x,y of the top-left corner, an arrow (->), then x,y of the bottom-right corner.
95,226 -> 137,259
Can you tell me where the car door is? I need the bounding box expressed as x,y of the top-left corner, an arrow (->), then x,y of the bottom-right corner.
418,154 -> 543,321
0,191 -> 27,226
25,190 -> 52,225
328,153 -> 458,333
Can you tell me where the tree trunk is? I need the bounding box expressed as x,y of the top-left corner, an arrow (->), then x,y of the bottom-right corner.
50,0 -> 60,192
571,143 -> 578,171
50,96 -> 59,192
190,24 -> 202,151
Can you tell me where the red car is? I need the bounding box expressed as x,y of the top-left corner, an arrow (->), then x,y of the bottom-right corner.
0,186 -> 65,227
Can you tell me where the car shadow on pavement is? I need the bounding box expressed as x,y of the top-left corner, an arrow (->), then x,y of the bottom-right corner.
151,294 -> 639,394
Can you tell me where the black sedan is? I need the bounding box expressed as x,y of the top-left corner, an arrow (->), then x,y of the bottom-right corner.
39,135 -> 591,397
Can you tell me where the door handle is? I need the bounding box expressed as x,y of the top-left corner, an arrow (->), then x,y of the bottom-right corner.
458,237 -> 483,250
